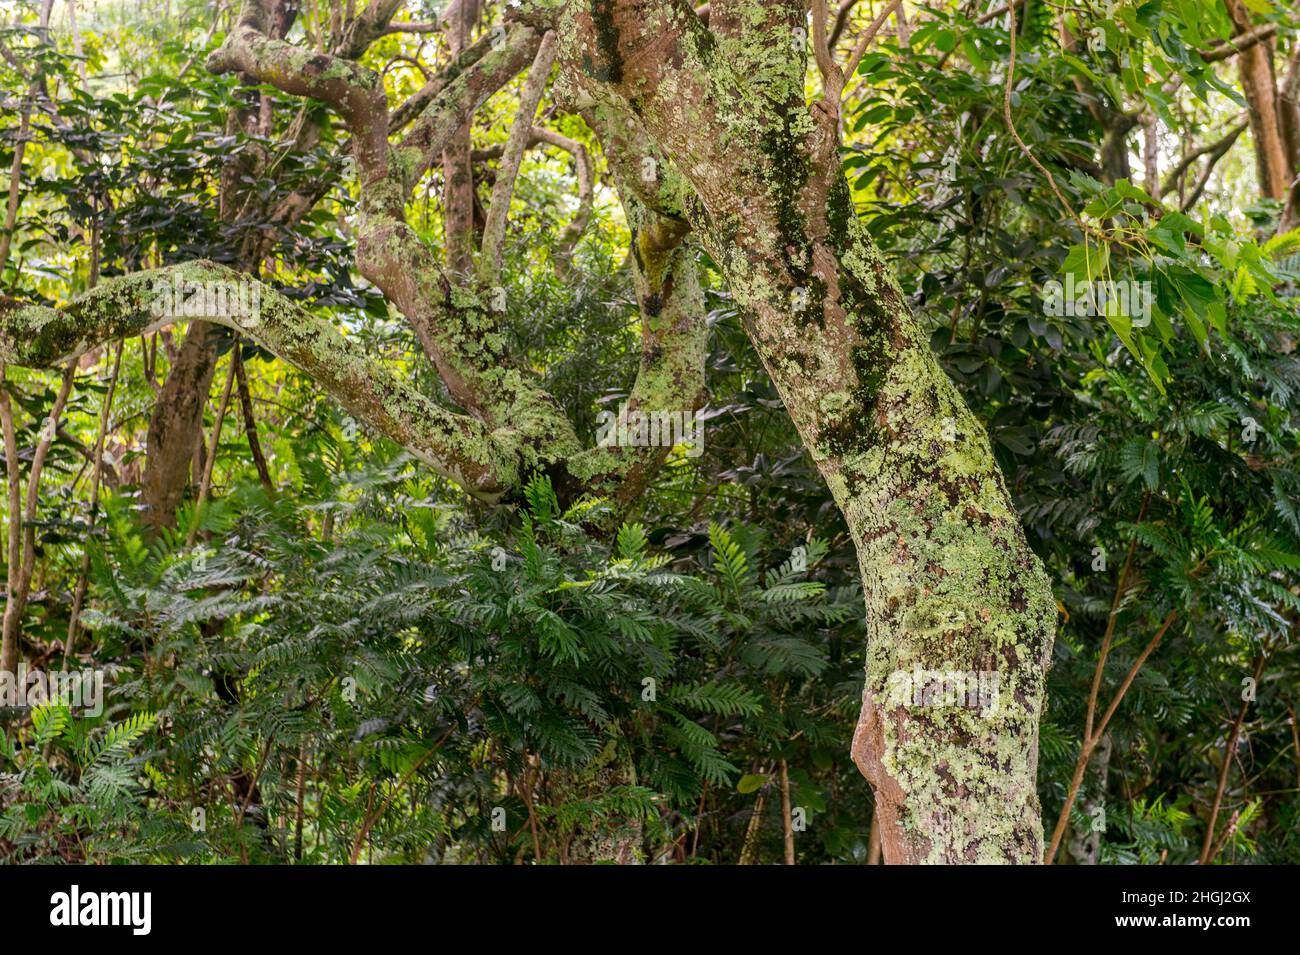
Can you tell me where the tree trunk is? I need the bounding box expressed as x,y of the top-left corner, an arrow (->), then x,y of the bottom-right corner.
0,0 -> 1060,864
1226,0 -> 1291,201
443,0 -> 480,274
142,319 -> 220,531
555,0 -> 1057,863
744,189 -> 1055,863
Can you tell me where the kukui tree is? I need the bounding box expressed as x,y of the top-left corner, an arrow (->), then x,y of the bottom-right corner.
1,0 -> 1298,865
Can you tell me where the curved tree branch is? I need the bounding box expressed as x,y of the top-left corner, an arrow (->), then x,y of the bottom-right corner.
1200,22 -> 1278,64
476,123 -> 597,277
206,3 -> 574,459
531,126 -> 594,277
0,263 -> 522,500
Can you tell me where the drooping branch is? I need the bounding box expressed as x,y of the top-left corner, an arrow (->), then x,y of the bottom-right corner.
0,263 -> 522,500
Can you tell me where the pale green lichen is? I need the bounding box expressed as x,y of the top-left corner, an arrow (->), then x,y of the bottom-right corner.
550,0 -> 1057,858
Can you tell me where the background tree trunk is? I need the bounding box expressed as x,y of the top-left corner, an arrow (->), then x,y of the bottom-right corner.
142,320 -> 220,531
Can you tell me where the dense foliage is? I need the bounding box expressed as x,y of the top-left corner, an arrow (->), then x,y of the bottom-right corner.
1,0 -> 1297,864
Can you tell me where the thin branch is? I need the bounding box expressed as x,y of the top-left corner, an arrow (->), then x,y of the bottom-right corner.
349,727 -> 453,864
0,1 -> 54,278
1002,0 -> 1090,235
843,0 -> 903,84
380,21 -> 440,36
977,0 -> 1023,24
397,25 -> 543,196
1159,117 -> 1248,198
62,341 -> 122,671
893,0 -> 911,45
0,363 -> 23,674
6,361 -> 77,645
57,425 -> 119,488
293,739 -> 309,861
186,355 -> 237,548
1086,494 -> 1150,742
479,30 -> 559,285
234,350 -> 274,494
1200,649 -> 1272,864
812,0 -> 839,92
1045,609 -> 1179,863
530,126 -> 594,277
1092,610 -> 1178,741
1200,22 -> 1277,64
387,25 -> 500,133
779,759 -> 795,865
829,0 -> 864,49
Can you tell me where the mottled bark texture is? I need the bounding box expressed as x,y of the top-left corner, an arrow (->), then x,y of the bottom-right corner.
0,0 -> 1058,863
548,0 -> 1056,862
443,0 -> 480,274
142,319 -> 220,530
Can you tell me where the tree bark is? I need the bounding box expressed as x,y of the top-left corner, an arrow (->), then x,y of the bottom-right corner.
1225,0 -> 1291,201
0,0 -> 1059,864
140,0 -> 354,530
142,319 -> 220,530
552,0 -> 1056,863
443,0 -> 480,275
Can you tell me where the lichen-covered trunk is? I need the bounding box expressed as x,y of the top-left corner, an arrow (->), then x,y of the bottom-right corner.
703,184 -> 1057,863
554,0 -> 1058,862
